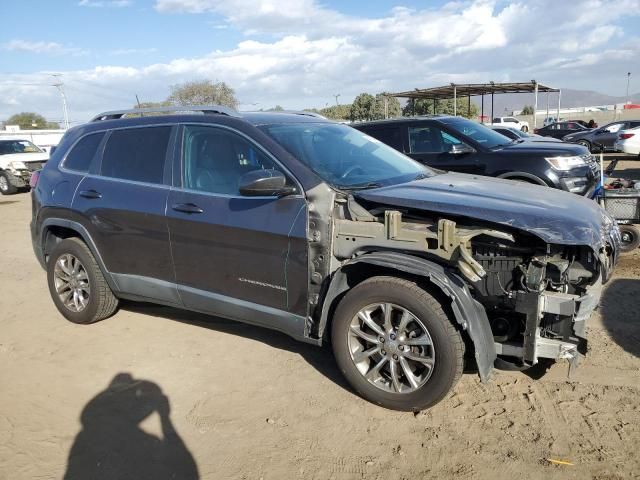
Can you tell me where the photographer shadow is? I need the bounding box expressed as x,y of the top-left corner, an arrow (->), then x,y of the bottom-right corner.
64,373 -> 199,480
600,278 -> 640,358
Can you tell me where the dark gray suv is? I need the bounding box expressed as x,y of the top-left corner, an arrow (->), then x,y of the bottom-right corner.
31,106 -> 620,411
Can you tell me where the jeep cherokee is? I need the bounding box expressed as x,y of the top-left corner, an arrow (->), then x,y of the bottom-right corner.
31,106 -> 620,411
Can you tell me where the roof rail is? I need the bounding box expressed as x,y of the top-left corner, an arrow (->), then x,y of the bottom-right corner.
279,110 -> 327,119
90,105 -> 241,122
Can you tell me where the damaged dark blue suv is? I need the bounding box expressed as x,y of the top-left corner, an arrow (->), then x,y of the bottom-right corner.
31,106 -> 620,411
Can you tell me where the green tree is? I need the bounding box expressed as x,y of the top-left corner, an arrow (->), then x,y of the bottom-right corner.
520,105 -> 534,115
402,97 -> 478,119
6,112 -> 58,129
319,104 -> 351,120
372,93 -> 401,120
266,105 -> 284,111
133,100 -> 172,109
350,93 -> 376,121
168,80 -> 238,108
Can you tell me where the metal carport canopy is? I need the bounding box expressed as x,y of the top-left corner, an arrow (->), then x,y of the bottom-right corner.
390,81 -> 561,128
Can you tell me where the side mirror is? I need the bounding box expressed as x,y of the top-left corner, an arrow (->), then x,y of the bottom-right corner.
449,143 -> 475,155
239,169 -> 295,197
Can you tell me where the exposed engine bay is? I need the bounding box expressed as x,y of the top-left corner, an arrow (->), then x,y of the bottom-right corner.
327,194 -> 615,371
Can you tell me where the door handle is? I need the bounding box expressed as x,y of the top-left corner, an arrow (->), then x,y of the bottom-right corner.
78,189 -> 102,199
172,203 -> 204,214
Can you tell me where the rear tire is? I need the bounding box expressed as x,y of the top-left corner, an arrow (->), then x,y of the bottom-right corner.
619,225 -> 640,254
331,276 -> 464,411
0,172 -> 18,195
47,238 -> 119,324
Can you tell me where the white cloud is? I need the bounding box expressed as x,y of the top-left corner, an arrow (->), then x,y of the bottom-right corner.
110,47 -> 159,55
2,40 -> 88,56
78,0 -> 131,7
2,0 -> 639,123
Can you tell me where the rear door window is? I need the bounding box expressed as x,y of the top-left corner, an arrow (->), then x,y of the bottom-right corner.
100,126 -> 171,184
63,132 -> 105,172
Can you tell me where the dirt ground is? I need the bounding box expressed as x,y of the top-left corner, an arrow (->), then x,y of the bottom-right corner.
1,157 -> 639,480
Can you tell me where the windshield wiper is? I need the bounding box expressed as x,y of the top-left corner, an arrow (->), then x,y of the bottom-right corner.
336,181 -> 383,191
413,173 -> 430,180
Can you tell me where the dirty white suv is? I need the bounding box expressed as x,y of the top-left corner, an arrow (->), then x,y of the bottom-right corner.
491,116 -> 530,132
0,139 -> 49,194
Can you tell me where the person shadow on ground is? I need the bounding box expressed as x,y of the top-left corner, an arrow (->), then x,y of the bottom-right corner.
64,373 -> 199,480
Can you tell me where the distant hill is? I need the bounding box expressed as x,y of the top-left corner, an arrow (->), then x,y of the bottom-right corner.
475,88 -> 640,115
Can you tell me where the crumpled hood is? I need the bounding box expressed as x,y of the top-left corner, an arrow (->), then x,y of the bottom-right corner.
0,152 -> 49,165
355,172 -> 616,250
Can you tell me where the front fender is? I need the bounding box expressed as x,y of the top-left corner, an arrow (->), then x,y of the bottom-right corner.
317,251 -> 496,382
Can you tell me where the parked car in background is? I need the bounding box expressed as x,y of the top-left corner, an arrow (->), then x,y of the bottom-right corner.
0,139 -> 49,195
562,120 -> 640,152
534,121 -> 590,140
491,116 -> 529,132
614,126 -> 640,156
31,105 -> 619,411
354,116 -> 598,195
489,126 -> 562,143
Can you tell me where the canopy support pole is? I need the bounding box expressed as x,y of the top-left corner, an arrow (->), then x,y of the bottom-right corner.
533,81 -> 539,129
453,84 -> 457,116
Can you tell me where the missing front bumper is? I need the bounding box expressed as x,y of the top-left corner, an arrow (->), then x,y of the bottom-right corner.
494,278 -> 603,366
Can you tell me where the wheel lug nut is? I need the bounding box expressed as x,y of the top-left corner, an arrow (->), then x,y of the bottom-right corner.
381,350 -> 386,356
393,354 -> 398,360
390,334 -> 396,340
379,337 -> 385,343
399,345 -> 404,351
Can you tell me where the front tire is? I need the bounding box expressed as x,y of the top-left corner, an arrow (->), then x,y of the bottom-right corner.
47,238 -> 119,324
331,276 -> 464,411
0,172 -> 18,195
521,126 -> 528,132
577,139 -> 592,152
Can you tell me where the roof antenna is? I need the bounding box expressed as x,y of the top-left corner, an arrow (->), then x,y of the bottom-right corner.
135,94 -> 143,117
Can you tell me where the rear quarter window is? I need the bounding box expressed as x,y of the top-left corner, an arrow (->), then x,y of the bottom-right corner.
365,127 -> 403,150
63,132 -> 105,172
100,126 -> 171,184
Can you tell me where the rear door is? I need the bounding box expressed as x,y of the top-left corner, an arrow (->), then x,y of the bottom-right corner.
406,123 -> 483,174
167,124 -> 309,321
72,125 -> 178,303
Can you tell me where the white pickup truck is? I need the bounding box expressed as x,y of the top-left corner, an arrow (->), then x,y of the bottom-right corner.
491,116 -> 530,132
0,139 -> 49,195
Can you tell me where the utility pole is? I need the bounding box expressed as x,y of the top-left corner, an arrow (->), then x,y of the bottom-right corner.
627,72 -> 632,104
50,74 -> 70,129
334,93 -> 340,106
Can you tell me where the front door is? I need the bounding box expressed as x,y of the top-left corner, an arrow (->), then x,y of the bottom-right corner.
594,122 -> 624,150
167,125 -> 309,325
406,124 -> 482,174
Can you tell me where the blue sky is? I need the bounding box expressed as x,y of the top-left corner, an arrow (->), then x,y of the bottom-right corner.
1,0 -> 639,125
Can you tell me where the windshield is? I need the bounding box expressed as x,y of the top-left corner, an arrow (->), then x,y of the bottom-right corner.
0,140 -> 43,155
261,123 -> 435,188
442,118 -> 514,149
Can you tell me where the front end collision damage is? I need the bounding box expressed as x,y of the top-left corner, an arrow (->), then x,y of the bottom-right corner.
308,191 -> 614,380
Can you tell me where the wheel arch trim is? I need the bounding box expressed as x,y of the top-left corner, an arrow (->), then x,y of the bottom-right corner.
39,218 -> 120,292
317,251 -> 496,382
496,171 -> 547,185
